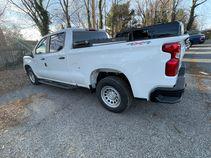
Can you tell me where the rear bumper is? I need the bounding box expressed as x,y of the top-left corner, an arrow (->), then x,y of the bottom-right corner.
150,64 -> 186,104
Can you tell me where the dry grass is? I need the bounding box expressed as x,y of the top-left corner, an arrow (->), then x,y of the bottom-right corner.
195,75 -> 209,93
0,93 -> 47,131
0,67 -> 28,95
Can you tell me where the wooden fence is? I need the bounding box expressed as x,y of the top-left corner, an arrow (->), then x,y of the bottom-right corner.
0,48 -> 31,68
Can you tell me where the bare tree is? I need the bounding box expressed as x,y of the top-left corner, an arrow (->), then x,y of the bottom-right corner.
9,0 -> 51,36
112,0 -> 124,4
75,11 -> 86,28
136,0 -> 154,26
158,0 -> 171,23
187,0 -> 207,31
137,0 -> 185,26
0,3 -> 7,22
91,0 -> 96,28
98,0 -> 103,29
84,0 -> 92,28
59,0 -> 71,28
0,6 -> 6,18
51,0 -> 85,29
171,0 -> 181,22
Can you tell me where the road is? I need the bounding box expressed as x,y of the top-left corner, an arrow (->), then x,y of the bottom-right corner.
0,42 -> 211,158
184,40 -> 211,75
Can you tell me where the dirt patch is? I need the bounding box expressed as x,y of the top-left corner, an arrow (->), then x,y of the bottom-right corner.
0,67 -> 28,95
195,75 -> 208,93
0,93 -> 47,131
188,62 -> 209,93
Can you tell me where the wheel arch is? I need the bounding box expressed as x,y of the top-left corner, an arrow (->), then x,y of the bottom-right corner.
90,68 -> 133,96
24,65 -> 31,72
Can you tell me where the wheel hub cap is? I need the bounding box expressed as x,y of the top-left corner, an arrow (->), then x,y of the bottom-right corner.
101,86 -> 121,108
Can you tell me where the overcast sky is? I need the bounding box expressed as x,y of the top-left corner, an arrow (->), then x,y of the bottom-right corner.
1,0 -> 211,41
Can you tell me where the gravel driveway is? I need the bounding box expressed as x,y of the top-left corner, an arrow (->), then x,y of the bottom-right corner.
2,40 -> 211,158
0,66 -> 28,96
0,66 -> 210,158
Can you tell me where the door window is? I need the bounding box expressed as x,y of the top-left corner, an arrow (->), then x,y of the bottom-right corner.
35,38 -> 47,54
49,33 -> 65,53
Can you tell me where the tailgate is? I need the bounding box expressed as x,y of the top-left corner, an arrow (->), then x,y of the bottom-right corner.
179,35 -> 189,68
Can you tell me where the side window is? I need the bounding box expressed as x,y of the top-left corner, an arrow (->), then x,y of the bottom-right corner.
133,30 -> 150,40
49,33 -> 65,53
35,38 -> 47,54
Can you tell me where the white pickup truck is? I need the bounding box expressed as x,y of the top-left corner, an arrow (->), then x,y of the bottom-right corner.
23,26 -> 188,113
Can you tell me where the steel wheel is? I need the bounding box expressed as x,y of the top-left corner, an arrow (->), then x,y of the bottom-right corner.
101,86 -> 121,108
96,76 -> 133,113
28,71 -> 36,83
26,68 -> 39,85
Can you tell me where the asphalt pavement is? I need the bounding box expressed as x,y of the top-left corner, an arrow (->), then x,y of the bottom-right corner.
0,41 -> 211,158
184,40 -> 211,75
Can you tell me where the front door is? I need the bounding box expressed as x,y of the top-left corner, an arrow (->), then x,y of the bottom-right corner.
43,32 -> 73,84
33,37 -> 48,78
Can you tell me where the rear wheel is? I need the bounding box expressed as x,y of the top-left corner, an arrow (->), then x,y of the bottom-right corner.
96,76 -> 133,113
26,68 -> 39,85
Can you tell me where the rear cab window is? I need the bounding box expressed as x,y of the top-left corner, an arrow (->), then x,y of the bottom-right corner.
148,22 -> 181,38
132,29 -> 150,41
73,31 -> 108,42
72,31 -> 108,49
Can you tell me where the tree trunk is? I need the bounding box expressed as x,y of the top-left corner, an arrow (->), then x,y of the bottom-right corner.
187,0 -> 207,31
91,0 -> 96,28
187,3 -> 195,31
171,0 -> 177,22
85,0 -> 92,28
65,0 -> 71,28
34,0 -> 50,36
59,0 -> 71,28
98,0 -> 103,29
9,0 -> 50,36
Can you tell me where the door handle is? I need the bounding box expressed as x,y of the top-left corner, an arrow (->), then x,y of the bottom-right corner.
40,58 -> 45,60
58,56 -> 65,60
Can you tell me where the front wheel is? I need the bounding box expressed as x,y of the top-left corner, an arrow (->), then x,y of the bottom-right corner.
26,68 -> 39,85
96,76 -> 133,113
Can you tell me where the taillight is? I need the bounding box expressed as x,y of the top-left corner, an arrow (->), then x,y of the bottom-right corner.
162,42 -> 181,76
200,36 -> 205,41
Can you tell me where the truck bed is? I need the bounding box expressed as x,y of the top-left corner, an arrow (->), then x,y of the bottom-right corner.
73,37 -> 128,49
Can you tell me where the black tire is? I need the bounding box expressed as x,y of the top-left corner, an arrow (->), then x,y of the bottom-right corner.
189,40 -> 193,47
26,67 -> 39,85
96,76 -> 133,113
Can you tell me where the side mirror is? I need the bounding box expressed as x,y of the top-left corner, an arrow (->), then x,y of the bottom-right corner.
29,51 -> 34,58
30,53 -> 34,58
36,51 -> 42,55
57,46 -> 63,51
73,40 -> 92,49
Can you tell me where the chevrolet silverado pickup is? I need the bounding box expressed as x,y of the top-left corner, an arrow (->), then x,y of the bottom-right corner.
23,26 -> 188,113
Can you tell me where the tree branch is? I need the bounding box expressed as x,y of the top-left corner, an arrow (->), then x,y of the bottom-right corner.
195,0 -> 207,7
